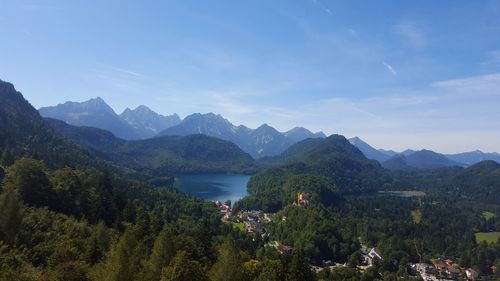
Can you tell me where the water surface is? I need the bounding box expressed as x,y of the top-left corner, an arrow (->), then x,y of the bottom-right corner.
174,174 -> 251,203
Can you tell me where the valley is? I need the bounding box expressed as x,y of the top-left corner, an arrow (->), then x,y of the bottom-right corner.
2,78 -> 500,281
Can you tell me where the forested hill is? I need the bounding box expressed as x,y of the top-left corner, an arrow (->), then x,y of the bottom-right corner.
0,80 -> 97,168
46,118 -> 257,175
259,134 -> 392,194
390,160 -> 500,203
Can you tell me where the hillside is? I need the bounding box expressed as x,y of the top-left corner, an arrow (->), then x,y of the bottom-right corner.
0,80 -> 97,168
349,136 -> 391,162
259,134 -> 391,193
46,118 -> 257,175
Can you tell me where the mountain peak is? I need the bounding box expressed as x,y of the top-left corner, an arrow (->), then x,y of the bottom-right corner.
348,136 -> 391,163
284,127 -> 325,143
134,105 -> 153,112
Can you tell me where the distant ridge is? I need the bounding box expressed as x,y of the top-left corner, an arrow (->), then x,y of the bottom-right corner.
382,149 -> 463,170
349,136 -> 498,168
157,113 -> 325,158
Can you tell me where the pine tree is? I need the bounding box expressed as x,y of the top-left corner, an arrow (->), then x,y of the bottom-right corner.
2,158 -> 54,208
0,149 -> 15,167
140,226 -> 177,281
92,226 -> 145,281
84,222 -> 112,265
283,250 -> 315,281
0,189 -> 24,245
160,251 -> 209,281
209,238 -> 248,281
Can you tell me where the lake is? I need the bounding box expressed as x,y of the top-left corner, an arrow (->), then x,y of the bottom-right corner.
173,174 -> 251,203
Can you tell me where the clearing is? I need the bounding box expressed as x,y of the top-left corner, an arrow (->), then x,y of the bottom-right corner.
475,232 -> 500,244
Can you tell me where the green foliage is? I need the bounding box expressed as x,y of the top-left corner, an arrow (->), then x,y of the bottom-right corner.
237,171 -> 340,212
3,158 -> 55,208
91,226 -> 146,281
268,205 -> 356,262
0,189 -> 24,245
209,238 -> 248,281
160,251 -> 209,281
140,226 -> 177,281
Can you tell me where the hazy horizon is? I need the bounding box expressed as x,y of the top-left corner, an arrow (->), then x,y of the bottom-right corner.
2,0 -> 500,153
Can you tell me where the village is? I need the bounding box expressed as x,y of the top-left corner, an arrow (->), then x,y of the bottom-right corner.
409,258 -> 489,281
214,192 -> 490,281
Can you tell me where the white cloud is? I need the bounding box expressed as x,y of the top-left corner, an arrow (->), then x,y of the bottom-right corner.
382,61 -> 398,76
432,73 -> 500,97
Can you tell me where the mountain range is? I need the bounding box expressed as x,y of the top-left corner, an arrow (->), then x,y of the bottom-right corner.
349,136 -> 500,170
157,113 -> 326,158
38,98 -> 180,140
29,95 -> 500,166
0,79 -> 256,179
39,98 -> 326,158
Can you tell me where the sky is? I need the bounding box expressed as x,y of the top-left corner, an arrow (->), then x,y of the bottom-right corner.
1,0 -> 500,153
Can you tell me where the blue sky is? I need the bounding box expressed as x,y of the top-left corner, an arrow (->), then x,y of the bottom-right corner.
1,0 -> 500,153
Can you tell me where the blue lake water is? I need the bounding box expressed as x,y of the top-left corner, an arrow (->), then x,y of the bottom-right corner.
173,174 -> 251,203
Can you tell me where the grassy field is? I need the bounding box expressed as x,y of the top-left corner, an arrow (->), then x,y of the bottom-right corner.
475,232 -> 500,244
232,222 -> 245,232
379,190 -> 426,197
482,211 -> 496,220
411,210 -> 422,224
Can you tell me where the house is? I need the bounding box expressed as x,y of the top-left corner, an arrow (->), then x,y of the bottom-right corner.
224,211 -> 234,220
244,221 -> 261,233
363,248 -> 383,266
277,244 -> 293,254
296,192 -> 311,206
465,268 -> 478,280
446,265 -> 461,278
444,259 -> 454,265
368,248 -> 382,260
435,263 -> 446,271
263,213 -> 274,222
214,201 -> 231,214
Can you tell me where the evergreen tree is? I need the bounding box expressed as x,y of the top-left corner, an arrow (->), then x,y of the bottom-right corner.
284,251 -> 315,281
0,189 -> 24,245
51,167 -> 85,216
0,149 -> 15,167
2,158 -> 54,208
92,226 -> 145,281
160,251 -> 209,281
140,226 -> 177,281
255,260 -> 283,281
209,238 -> 248,281
84,222 -> 112,265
